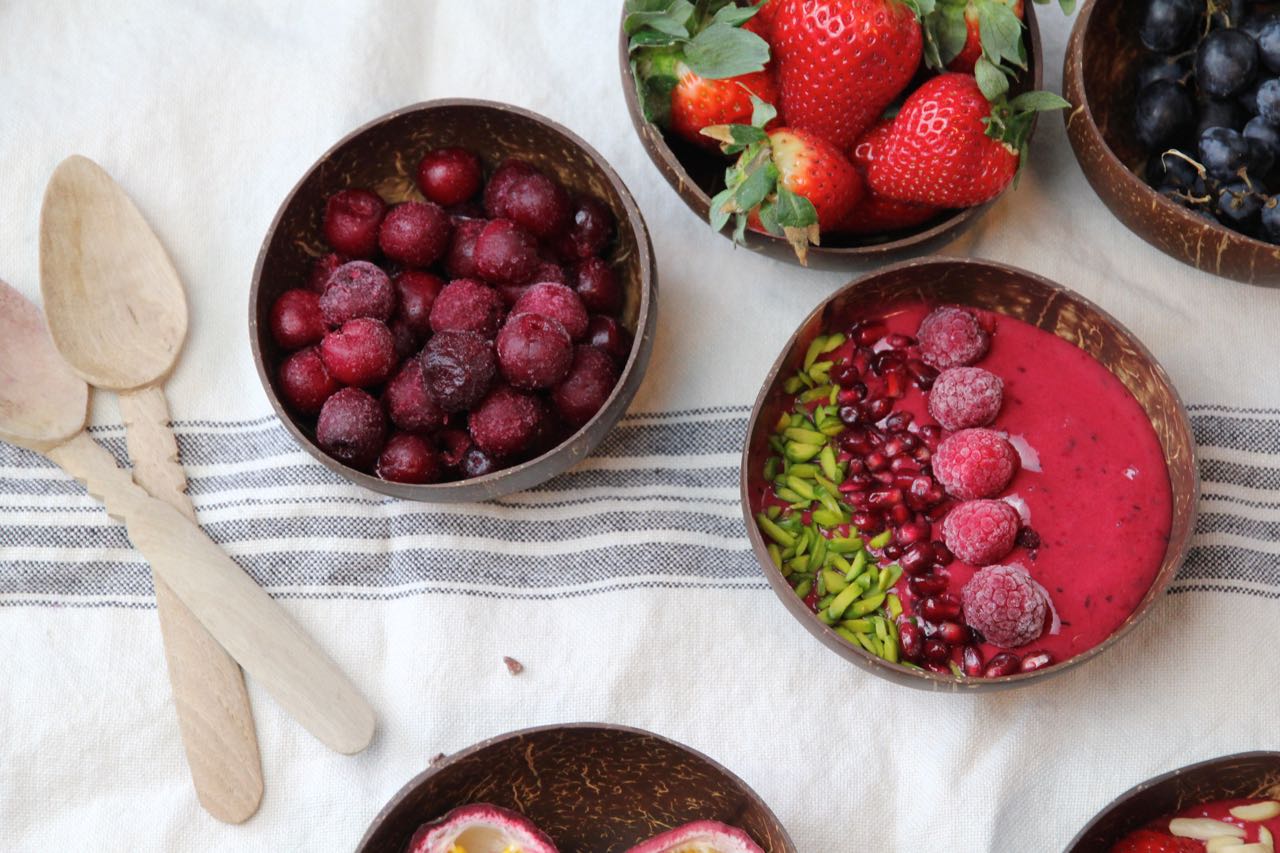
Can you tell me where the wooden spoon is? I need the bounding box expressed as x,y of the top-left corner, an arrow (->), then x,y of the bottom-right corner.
0,281 -> 376,756
38,155 -> 264,823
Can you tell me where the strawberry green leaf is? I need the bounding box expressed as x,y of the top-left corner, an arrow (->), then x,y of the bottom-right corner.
1009,90 -> 1072,112
976,2 -> 1027,71
624,0 -> 696,36
702,122 -> 769,153
899,0 -> 937,21
924,2 -> 969,67
1032,0 -> 1076,14
757,198 -> 782,235
709,187 -> 735,232
628,29 -> 684,52
732,211 -> 750,243
750,95 -> 778,128
683,21 -> 770,79
974,55 -> 1010,101
732,154 -> 778,213
710,2 -> 761,26
773,186 -> 818,229
632,49 -> 682,124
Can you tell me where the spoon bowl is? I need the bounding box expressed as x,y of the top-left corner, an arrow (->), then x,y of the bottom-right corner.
0,281 -> 88,450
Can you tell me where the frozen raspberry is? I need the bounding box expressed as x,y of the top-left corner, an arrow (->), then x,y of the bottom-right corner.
383,359 -> 447,432
502,171 -> 571,239
496,313 -> 573,390
378,201 -> 452,267
918,306 -> 990,369
942,500 -> 1020,566
586,315 -> 631,365
320,261 -> 395,326
934,428 -> 1018,500
277,347 -> 338,415
961,564 -> 1048,649
928,367 -> 1004,431
571,257 -> 623,315
306,252 -> 346,293
393,270 -> 444,338
483,159 -> 539,218
469,386 -> 547,458
377,432 -> 443,484
429,278 -> 506,338
474,219 -> 539,285
554,196 -> 615,260
323,189 -> 386,258
420,330 -> 496,412
416,147 -> 483,207
513,282 -> 588,340
552,345 -> 619,428
319,318 -> 396,387
316,387 -> 386,470
270,289 -> 327,351
445,217 -> 487,279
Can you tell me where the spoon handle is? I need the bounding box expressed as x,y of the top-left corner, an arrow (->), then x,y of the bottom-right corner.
47,430 -> 376,755
118,385 -> 264,823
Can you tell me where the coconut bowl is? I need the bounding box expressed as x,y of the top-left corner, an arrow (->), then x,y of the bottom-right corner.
356,723 -> 796,853
618,4 -> 1043,270
250,99 -> 656,502
1066,752 -> 1280,851
741,256 -> 1198,692
1064,0 -> 1280,286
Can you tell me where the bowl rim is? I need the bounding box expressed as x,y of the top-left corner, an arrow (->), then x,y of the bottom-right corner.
1063,0 -> 1280,266
354,721 -> 798,853
249,97 -> 656,501
739,254 -> 1200,692
616,2 -> 1044,261
1065,750 -> 1280,851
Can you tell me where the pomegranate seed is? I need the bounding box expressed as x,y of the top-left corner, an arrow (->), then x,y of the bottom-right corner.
891,464 -> 919,483
837,449 -> 854,463
925,483 -> 946,506
909,476 -> 933,499
846,457 -> 866,475
888,503 -> 911,524
838,405 -> 862,426
1020,652 -> 1054,672
872,470 -> 896,486
907,358 -> 938,390
803,585 -> 819,612
865,451 -> 889,473
912,445 -> 933,464
919,594 -> 961,622
845,490 -> 870,508
871,351 -> 903,375
866,489 -> 901,511
938,622 -> 970,645
844,472 -> 873,488
962,645 -> 985,677
882,543 -> 903,559
884,437 -> 907,457
983,653 -> 1022,677
908,574 -> 949,597
918,425 -> 942,448
884,411 -> 912,433
918,619 -> 940,638
864,398 -> 891,420
899,542 -> 933,575
898,621 -> 923,660
853,322 -> 886,347
931,541 -> 953,566
866,430 -> 886,447
923,639 -> 951,664
884,371 -> 906,399
899,433 -> 919,452
832,362 -> 860,388
852,348 -> 872,374
851,511 -> 883,533
897,522 -> 932,547
887,333 -> 916,349
923,661 -> 952,675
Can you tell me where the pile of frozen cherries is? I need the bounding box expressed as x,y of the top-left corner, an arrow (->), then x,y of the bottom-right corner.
267,146 -> 632,483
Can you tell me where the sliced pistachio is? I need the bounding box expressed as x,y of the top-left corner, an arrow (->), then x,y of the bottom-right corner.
840,618 -> 872,633
783,375 -> 805,395
868,529 -> 893,550
788,463 -> 819,479
785,475 -> 816,501
835,626 -> 861,645
811,508 -> 843,528
768,435 -> 786,455
849,593 -> 887,617
887,593 -> 903,619
808,360 -> 833,383
818,444 -> 840,481
827,583 -> 861,621
819,420 -> 845,437
817,609 -> 837,625
798,383 -> 834,403
803,335 -> 828,371
820,333 -> 845,353
830,536 -> 864,554
1169,819 -> 1245,841
1230,802 -> 1280,822
822,568 -> 847,595
785,427 -> 827,445
785,441 -> 823,463
767,543 -> 783,570
854,631 -> 878,655
776,487 -> 804,504
793,579 -> 812,599
756,514 -> 795,548
816,490 -> 843,517
765,504 -> 781,520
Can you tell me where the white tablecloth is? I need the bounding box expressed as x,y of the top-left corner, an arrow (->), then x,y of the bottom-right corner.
1,2 -> 1278,851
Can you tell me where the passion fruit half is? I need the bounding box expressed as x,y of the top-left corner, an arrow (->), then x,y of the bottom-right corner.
626,820 -> 765,853
407,803 -> 559,853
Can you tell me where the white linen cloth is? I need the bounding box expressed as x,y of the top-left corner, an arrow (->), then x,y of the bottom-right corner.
1,2 -> 1277,851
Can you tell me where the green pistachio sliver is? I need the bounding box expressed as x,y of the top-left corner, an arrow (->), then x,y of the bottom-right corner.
793,579 -> 812,599
788,463 -> 819,479
849,593 -> 887,618
768,435 -> 786,455
835,626 -> 861,645
756,514 -> 795,548
887,592 -> 903,619
810,533 -> 828,567
820,332 -> 846,354
776,514 -> 802,533
822,568 -> 847,595
783,376 -> 805,395
785,475 -> 816,500
828,385 -> 838,406
826,583 -> 861,620
786,555 -> 809,574
882,563 -> 903,590
840,618 -> 872,633
949,661 -> 963,678
818,609 -> 837,626
815,570 -> 827,597
848,548 -> 868,574
819,421 -> 845,437
883,636 -> 900,664
785,442 -> 823,463
798,384 -> 833,403
855,632 -> 879,655
784,427 -> 826,445
803,335 -> 829,371
814,473 -> 839,495
868,529 -> 893,550
808,360 -> 833,383
856,571 -> 875,592
901,661 -> 924,671
816,490 -> 842,518
810,509 -> 843,528
818,445 -> 840,482
773,412 -> 791,433
796,528 -> 811,556
762,456 -> 781,481
830,553 -> 851,573
876,566 -> 893,593
775,487 -> 804,504
765,505 -> 781,520
872,616 -> 888,642
830,536 -> 864,554
767,543 -> 783,570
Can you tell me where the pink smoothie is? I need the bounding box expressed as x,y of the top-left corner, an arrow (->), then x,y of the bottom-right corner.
1120,797 -> 1280,848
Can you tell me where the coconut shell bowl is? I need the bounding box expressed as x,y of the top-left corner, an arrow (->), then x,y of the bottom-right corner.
355,723 -> 796,853
1064,0 -> 1280,286
741,257 -> 1199,692
1066,752 -> 1280,851
618,4 -> 1043,269
250,99 -> 656,502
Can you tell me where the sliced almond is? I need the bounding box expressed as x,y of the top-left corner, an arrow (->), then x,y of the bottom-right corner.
1231,802 -> 1280,823
1261,826 -> 1274,850
1220,845 -> 1270,853
1207,838 -> 1246,852
1170,818 -> 1247,840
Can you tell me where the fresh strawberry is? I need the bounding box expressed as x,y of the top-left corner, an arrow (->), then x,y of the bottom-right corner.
769,0 -> 925,150
627,1 -> 777,148
946,0 -> 1025,74
704,101 -> 863,264
839,120 -> 942,234
1109,829 -> 1204,853
751,0 -> 782,36
866,73 -> 1067,208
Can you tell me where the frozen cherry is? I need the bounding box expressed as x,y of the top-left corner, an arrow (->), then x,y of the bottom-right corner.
420,330 -> 497,412
316,387 -> 386,470
513,282 -> 589,340
530,260 -> 567,285
376,432 -> 442,484
502,172 -> 571,239
319,317 -> 396,386
416,147 -> 483,207
277,347 -> 339,414
323,189 -> 386,258
437,428 -> 472,468
483,158 -> 539,218
496,312 -> 573,390
571,257 -> 622,314
586,315 -> 631,364
393,270 -> 444,337
378,201 -> 452,267
270,289 -> 327,350
469,385 -> 547,458
496,283 -> 532,308
388,318 -> 419,360
552,345 -> 619,427
306,252 -> 346,293
429,278 -> 506,338
445,217 -> 487,279
320,261 -> 395,326
473,219 -> 539,285
555,196 -> 614,260
383,358 -> 447,432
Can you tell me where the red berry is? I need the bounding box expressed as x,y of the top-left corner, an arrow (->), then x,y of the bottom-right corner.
392,270 -> 444,338
552,345 -> 619,428
469,385 -> 546,458
270,289 -> 327,350
941,499 -> 1020,566
928,367 -> 1004,431
420,330 -> 496,412
319,318 -> 396,386
416,147 -> 483,207
918,306 -> 990,370
555,196 -> 614,259
513,282 -> 589,340
445,217 -> 487,280
571,257 -> 623,315
586,315 -> 631,365
983,652 -> 1022,678
962,564 -> 1049,649
388,318 -> 420,361
377,432 -> 443,484
502,172 -> 571,240
1110,830 -> 1203,853
383,358 -> 447,433
306,252 -> 346,293
483,159 -> 539,219
934,428 -> 1018,500
378,202 -> 452,267
474,219 -> 539,285
316,387 -> 386,470
429,278 -> 506,338
962,644 -> 984,677
320,261 -> 395,327
530,260 -> 567,286
277,347 -> 338,415
496,313 -> 573,390
323,189 -> 386,258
